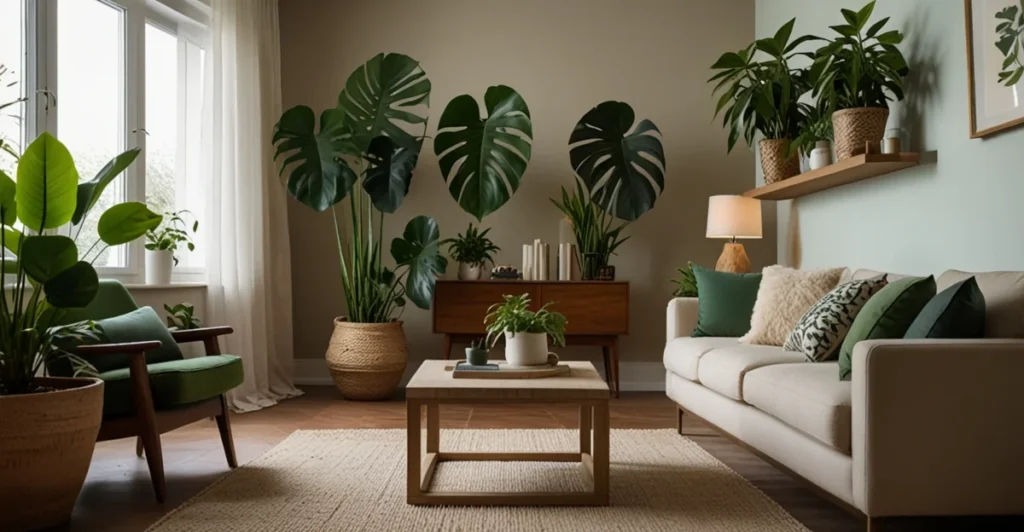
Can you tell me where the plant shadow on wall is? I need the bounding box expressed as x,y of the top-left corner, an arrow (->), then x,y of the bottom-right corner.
896,3 -> 941,152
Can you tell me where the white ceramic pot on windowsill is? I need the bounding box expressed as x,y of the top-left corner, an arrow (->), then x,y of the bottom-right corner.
146,249 -> 174,285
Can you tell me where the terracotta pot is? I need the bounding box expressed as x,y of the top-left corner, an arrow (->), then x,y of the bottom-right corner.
325,318 -> 407,400
0,377 -> 104,532
758,138 -> 801,184
832,107 -> 889,160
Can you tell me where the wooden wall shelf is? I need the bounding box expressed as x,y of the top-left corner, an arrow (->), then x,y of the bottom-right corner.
743,152 -> 921,201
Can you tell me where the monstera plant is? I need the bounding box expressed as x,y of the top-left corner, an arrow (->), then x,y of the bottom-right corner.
272,52 -> 445,400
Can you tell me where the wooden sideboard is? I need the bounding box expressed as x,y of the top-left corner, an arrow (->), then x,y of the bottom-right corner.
433,280 -> 629,397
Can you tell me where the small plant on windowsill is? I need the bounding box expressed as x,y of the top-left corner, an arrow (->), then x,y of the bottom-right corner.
164,303 -> 201,330
144,210 -> 198,285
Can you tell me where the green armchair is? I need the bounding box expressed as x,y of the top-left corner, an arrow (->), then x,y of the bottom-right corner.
53,280 -> 244,503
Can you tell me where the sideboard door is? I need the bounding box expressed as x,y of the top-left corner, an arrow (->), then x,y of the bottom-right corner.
433,282 -> 542,335
539,283 -> 629,336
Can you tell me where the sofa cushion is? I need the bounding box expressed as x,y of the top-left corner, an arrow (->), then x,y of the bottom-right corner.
90,307 -> 184,373
663,337 -> 737,381
740,265 -> 845,346
743,362 -> 852,454
691,265 -> 762,337
99,355 -> 244,418
937,270 -> 1024,338
696,344 -> 804,401
784,277 -> 888,362
905,277 -> 985,339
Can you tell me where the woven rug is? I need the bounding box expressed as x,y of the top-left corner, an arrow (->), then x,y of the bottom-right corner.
146,429 -> 808,531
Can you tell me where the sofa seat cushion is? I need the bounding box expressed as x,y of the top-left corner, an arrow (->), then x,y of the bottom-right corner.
743,362 -> 852,454
100,355 -> 244,418
696,344 -> 804,401
663,337 -> 737,381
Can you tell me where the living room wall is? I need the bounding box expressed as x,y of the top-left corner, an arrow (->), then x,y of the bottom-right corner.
757,1 -> 1024,274
279,0 -> 768,378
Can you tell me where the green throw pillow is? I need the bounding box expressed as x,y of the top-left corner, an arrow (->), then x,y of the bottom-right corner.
838,276 -> 936,380
88,307 -> 184,373
691,264 -> 762,337
904,277 -> 985,339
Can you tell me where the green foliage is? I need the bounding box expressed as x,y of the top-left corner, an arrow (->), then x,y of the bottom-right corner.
811,1 -> 909,110
145,210 -> 198,265
789,105 -> 835,157
101,202 -> 163,246
995,2 -> 1024,87
708,18 -> 817,153
670,262 -> 699,298
164,303 -> 201,330
550,181 -> 629,276
16,132 -> 79,231
468,337 -> 487,350
484,294 -> 568,349
441,223 -> 500,267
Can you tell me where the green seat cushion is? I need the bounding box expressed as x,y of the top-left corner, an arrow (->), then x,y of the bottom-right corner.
904,277 -> 986,339
839,276 -> 937,381
89,307 -> 184,373
99,355 -> 244,418
691,264 -> 762,337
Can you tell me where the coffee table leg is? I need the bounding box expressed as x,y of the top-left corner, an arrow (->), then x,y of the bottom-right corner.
579,405 -> 592,455
426,404 -> 439,453
592,401 -> 610,505
407,399 -> 422,502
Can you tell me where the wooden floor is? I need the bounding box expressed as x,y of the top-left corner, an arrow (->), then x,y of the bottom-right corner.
67,387 -> 1018,532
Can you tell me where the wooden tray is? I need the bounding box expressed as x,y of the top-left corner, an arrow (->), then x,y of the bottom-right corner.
446,361 -> 571,379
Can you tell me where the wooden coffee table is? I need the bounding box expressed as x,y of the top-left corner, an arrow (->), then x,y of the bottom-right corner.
405,360 -> 610,506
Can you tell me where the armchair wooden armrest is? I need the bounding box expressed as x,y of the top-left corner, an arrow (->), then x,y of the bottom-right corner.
171,326 -> 233,355
75,340 -> 162,356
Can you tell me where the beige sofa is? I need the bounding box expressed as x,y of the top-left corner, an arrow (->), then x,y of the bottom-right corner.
664,268 -> 1024,525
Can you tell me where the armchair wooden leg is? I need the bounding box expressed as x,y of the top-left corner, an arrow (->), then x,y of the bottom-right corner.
128,356 -> 165,503
215,394 -> 238,469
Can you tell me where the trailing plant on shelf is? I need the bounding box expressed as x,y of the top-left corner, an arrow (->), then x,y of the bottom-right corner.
484,293 -> 567,349
670,262 -> 699,298
145,210 -> 198,265
164,303 -> 201,330
995,2 -> 1024,87
441,223 -> 500,280
551,181 -> 629,280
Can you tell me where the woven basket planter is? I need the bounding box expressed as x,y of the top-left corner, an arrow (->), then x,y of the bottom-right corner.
0,377 -> 104,532
832,107 -> 889,160
326,318 -> 408,400
759,138 -> 800,185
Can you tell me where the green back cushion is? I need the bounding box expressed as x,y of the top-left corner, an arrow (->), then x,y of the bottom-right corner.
904,277 -> 986,339
691,264 -> 762,337
57,280 -> 140,325
87,307 -> 183,373
839,276 -> 937,380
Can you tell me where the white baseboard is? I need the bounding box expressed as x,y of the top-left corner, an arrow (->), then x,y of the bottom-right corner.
293,359 -> 665,392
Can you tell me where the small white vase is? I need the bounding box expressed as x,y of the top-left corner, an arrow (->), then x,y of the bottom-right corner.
809,140 -> 833,170
504,331 -> 549,366
145,249 -> 174,285
458,262 -> 482,281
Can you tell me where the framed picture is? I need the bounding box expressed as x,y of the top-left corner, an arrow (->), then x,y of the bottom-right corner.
965,0 -> 1024,138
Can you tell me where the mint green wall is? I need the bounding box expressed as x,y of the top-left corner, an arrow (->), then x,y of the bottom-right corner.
757,1 -> 1024,275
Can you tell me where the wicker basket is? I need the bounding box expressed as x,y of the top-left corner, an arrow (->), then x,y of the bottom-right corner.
326,318 -> 408,400
832,107 -> 889,160
759,138 -> 801,185
0,377 -> 104,532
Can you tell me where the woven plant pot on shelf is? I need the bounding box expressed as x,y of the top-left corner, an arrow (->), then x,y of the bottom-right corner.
832,107 -> 889,160
0,377 -> 104,532
759,138 -> 801,185
326,318 -> 408,400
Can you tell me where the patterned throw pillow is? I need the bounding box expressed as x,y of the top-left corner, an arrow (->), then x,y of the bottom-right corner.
784,278 -> 888,361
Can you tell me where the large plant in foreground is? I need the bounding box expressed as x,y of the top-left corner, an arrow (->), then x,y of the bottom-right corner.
1,133 -> 162,395
273,53 -> 446,322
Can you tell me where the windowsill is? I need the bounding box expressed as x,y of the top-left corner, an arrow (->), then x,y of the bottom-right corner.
122,283 -> 208,290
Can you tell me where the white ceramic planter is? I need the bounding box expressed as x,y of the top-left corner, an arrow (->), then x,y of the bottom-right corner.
809,140 -> 833,170
145,249 -> 174,285
503,331 -> 549,366
458,262 -> 482,281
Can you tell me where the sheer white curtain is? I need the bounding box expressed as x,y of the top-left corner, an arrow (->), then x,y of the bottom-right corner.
204,0 -> 302,412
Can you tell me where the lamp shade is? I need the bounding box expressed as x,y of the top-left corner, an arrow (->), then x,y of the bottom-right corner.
706,195 -> 762,239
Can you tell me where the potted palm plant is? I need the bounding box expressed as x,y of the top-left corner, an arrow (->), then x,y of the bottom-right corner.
441,223 -> 500,280
810,1 -> 909,159
273,53 -> 446,400
0,133 -> 161,531
484,294 -> 567,367
551,181 -> 629,280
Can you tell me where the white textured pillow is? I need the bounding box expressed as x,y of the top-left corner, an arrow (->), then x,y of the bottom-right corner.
740,265 -> 845,346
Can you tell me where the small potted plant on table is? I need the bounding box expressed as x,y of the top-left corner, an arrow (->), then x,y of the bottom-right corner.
485,294 -> 567,367
442,223 -> 499,280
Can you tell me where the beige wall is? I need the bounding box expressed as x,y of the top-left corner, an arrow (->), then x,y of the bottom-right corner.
280,0 -> 769,366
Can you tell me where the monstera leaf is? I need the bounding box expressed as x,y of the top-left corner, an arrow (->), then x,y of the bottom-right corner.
568,101 -> 665,222
16,132 -> 79,231
390,215 -> 447,310
362,136 -> 420,214
273,106 -> 357,211
338,53 -> 431,154
434,85 -> 532,221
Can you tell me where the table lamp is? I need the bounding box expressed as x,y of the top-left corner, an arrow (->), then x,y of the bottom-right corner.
706,195 -> 762,273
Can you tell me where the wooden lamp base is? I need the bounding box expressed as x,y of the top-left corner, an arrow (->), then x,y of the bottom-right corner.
715,242 -> 751,273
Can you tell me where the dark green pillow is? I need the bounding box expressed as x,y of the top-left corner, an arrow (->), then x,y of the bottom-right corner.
691,264 -> 762,337
838,276 -> 936,380
88,307 -> 183,373
904,277 -> 985,339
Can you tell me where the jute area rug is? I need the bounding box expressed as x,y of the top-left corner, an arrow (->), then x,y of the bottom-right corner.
147,429 -> 808,532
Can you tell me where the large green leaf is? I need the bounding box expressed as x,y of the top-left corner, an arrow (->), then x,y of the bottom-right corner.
72,148 -> 140,225
0,169 -> 15,225
390,215 -> 447,310
97,202 -> 163,245
44,261 -> 98,308
16,132 -> 80,231
363,136 -> 420,214
20,235 -> 77,283
2,227 -> 21,254
273,106 -> 357,212
568,101 -> 666,222
434,85 -> 533,221
337,53 -> 431,154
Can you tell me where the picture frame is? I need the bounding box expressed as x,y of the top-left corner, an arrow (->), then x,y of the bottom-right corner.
965,0 -> 1024,138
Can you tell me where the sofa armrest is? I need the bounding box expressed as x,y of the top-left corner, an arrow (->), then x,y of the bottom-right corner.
666,297 -> 699,342
852,339 -> 1024,517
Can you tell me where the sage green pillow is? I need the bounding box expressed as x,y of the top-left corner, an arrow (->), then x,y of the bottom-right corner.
904,277 -> 985,339
838,276 -> 936,381
691,264 -> 762,337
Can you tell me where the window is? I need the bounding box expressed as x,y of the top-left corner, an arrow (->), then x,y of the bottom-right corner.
0,0 -> 25,179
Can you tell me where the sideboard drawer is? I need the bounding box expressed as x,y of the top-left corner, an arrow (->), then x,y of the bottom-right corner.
539,283 -> 629,335
433,282 -> 540,334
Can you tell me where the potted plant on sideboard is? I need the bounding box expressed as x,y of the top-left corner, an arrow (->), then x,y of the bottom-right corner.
485,294 -> 567,367
0,133 -> 161,531
144,209 -> 198,285
442,223 -> 500,280
272,53 -> 446,400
